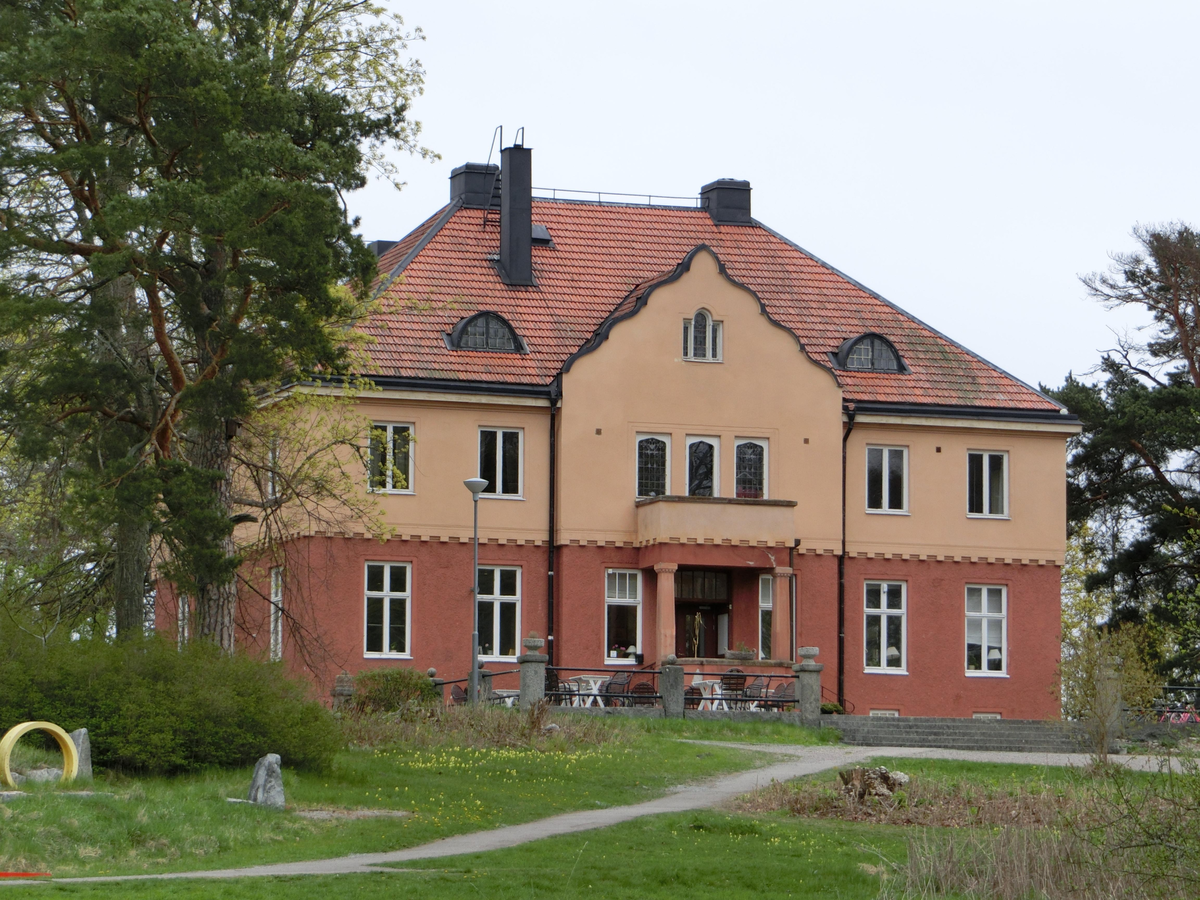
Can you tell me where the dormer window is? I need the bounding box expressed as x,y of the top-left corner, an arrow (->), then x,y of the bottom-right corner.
834,334 -> 904,372
683,310 -> 722,361
449,312 -> 525,353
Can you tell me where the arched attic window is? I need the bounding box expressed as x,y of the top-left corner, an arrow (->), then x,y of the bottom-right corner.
448,312 -> 526,353
683,309 -> 722,361
833,334 -> 904,372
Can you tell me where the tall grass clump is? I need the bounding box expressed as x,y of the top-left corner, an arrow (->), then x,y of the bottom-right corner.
0,633 -> 340,773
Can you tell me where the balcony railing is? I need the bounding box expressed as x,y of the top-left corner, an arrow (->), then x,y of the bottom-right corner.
635,495 -> 797,547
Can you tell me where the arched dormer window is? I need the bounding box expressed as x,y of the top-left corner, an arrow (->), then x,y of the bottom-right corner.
683,309 -> 722,361
833,334 -> 904,372
448,312 -> 525,353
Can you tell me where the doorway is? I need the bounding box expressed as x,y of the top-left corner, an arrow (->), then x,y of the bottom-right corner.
674,569 -> 731,658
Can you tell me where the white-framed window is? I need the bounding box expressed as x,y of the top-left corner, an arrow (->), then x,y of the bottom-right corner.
758,574 -> 773,659
267,441 -> 281,500
968,451 -> 1008,517
869,709 -> 900,717
866,445 -> 907,513
735,439 -> 768,499
479,428 -> 522,497
604,570 -> 641,664
636,434 -> 670,498
683,309 -> 722,361
364,562 -> 411,657
269,567 -> 283,662
864,581 -> 906,672
687,436 -> 719,497
177,594 -> 190,648
477,566 -> 520,659
966,585 -> 1007,675
368,423 -> 413,492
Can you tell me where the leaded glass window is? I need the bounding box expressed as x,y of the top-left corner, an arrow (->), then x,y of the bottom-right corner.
735,440 -> 766,499
637,436 -> 669,497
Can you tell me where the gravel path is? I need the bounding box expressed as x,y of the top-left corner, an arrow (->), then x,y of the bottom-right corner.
5,742 -> 1167,885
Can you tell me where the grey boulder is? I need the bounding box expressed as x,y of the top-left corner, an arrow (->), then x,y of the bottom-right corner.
70,728 -> 92,780
247,753 -> 285,809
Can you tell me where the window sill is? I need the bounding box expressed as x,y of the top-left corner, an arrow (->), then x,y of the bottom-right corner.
479,655 -> 518,663
370,489 -> 415,496
965,671 -> 1009,678
966,514 -> 1010,521
605,658 -> 638,666
866,509 -> 910,516
479,494 -> 524,501
682,357 -> 723,364
863,668 -> 908,675
363,653 -> 412,659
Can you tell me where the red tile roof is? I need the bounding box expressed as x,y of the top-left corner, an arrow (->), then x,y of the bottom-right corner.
365,200 -> 1060,412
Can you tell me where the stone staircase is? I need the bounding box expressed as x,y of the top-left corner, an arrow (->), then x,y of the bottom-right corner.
821,714 -> 1088,754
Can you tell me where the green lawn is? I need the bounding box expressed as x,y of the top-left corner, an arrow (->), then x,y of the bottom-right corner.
0,728 -> 774,878
25,813 -> 906,900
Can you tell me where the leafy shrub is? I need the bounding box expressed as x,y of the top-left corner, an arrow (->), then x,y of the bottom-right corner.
820,701 -> 843,714
352,667 -> 439,713
0,634 -> 340,773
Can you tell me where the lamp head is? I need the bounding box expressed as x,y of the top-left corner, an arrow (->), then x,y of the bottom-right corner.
463,477 -> 489,497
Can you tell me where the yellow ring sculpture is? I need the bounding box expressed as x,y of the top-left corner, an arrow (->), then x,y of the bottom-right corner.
0,722 -> 79,789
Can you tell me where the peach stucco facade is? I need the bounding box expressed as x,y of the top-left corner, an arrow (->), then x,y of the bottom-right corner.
159,152 -> 1080,720
160,241 -> 1084,722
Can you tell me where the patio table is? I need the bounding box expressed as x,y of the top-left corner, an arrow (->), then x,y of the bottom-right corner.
690,678 -> 729,711
492,689 -> 520,708
568,675 -> 608,707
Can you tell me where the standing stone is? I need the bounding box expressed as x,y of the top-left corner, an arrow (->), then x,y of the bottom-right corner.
660,656 -> 685,719
70,728 -> 92,781
247,753 -> 285,809
518,636 -> 548,711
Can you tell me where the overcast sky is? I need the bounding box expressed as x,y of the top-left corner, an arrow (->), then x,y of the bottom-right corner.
347,2 -> 1200,393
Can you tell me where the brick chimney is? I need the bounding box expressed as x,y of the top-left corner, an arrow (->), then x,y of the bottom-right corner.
701,179 -> 752,225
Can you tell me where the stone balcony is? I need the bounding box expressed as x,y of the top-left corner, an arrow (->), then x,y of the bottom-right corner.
634,495 -> 797,548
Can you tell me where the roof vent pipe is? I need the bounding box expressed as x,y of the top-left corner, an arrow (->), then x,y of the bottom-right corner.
700,179 -> 752,225
499,142 -> 534,286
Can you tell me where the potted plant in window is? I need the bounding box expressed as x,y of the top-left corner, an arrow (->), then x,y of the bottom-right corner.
610,644 -> 620,659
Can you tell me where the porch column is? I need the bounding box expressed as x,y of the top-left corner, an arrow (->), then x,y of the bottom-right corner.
772,566 -> 793,663
654,563 -> 678,662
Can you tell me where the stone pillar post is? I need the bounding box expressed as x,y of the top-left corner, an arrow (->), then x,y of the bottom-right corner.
771,566 -> 793,662
518,636 -> 548,711
660,655 -> 684,718
479,668 -> 493,703
427,668 -> 445,706
794,647 -> 823,721
331,670 -> 354,711
654,562 -> 678,662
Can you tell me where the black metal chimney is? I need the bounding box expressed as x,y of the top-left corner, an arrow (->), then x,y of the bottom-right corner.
499,143 -> 534,286
700,179 -> 752,225
450,162 -> 499,209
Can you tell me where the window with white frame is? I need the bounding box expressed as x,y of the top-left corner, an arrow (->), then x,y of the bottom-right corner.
605,570 -> 641,662
368,423 -> 412,492
683,309 -> 722,361
866,446 -> 907,512
687,437 -> 719,497
968,451 -> 1007,517
966,585 -> 1006,674
636,435 -> 670,498
364,562 -> 411,656
759,574 -> 773,659
735,439 -> 767,499
864,581 -> 906,671
479,428 -> 521,496
477,566 -> 520,658
269,567 -> 283,662
267,440 -> 280,500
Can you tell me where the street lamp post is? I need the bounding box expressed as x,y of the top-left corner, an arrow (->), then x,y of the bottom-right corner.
463,477 -> 488,705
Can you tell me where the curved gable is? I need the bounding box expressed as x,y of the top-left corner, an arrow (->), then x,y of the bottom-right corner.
562,245 -> 838,386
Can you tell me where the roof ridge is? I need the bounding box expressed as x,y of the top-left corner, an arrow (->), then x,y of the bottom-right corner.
750,217 -> 1065,412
